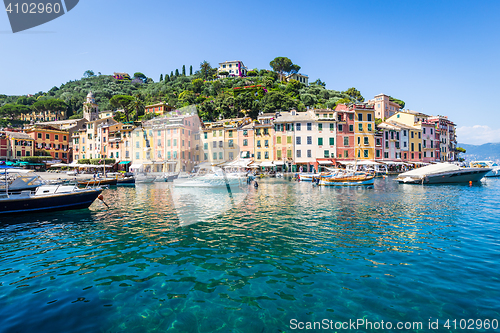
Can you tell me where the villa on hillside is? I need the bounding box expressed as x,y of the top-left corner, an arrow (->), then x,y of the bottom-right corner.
218,60 -> 248,77
286,73 -> 309,86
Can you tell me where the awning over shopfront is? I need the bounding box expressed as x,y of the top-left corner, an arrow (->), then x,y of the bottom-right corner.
222,159 -> 253,168
248,162 -> 260,168
118,161 -> 131,165
72,164 -> 113,168
260,161 -> 275,167
379,160 -> 408,165
130,164 -> 142,170
317,160 -> 333,165
273,161 -> 285,166
338,160 -> 381,166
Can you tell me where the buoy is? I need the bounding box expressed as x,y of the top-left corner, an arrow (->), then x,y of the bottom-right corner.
469,181 -> 472,186
98,194 -> 109,208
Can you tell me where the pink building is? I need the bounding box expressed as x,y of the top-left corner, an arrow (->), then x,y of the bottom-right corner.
334,104 -> 355,161
420,121 -> 437,162
238,122 -> 255,159
367,93 -> 401,119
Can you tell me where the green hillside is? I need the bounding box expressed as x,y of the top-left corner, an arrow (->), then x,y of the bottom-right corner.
1,58 -> 402,124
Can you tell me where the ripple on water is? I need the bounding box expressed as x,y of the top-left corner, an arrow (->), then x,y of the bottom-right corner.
0,180 -> 500,332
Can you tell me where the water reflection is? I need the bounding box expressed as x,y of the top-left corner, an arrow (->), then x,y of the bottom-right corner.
0,179 -> 499,332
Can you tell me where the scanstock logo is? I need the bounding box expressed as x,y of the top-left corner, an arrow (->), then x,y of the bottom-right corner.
4,0 -> 79,33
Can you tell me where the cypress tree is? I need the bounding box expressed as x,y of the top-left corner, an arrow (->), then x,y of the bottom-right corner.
190,65 -> 193,76
159,74 -> 163,81
170,71 -> 174,78
175,69 -> 179,76
165,74 -> 169,82
182,65 -> 186,76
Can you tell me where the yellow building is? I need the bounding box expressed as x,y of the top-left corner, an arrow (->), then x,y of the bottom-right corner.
353,104 -> 376,160
387,110 -> 431,162
254,114 -> 275,164
201,118 -> 249,164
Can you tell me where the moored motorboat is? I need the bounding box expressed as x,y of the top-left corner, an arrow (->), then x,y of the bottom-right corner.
396,163 -> 490,184
0,184 -> 103,215
174,166 -> 244,188
0,169 -> 45,193
78,178 -> 117,186
135,174 -> 156,183
470,161 -> 500,177
116,176 -> 135,185
298,173 -> 320,181
318,172 -> 375,186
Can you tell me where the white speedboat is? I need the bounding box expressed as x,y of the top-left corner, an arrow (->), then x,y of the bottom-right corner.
396,163 -> 491,184
174,167 -> 244,188
298,173 -> 320,181
134,173 -> 156,183
470,161 -> 500,177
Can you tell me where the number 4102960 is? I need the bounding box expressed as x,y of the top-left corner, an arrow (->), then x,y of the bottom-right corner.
444,319 -> 498,330
5,2 -> 62,14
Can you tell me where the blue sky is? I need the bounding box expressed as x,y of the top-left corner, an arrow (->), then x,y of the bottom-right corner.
1,0 -> 499,144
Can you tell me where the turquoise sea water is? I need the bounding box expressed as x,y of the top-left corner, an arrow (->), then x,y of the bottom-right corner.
0,178 -> 499,332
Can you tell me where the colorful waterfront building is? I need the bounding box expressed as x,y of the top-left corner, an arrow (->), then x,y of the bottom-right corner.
0,130 -> 34,160
200,118 -> 249,165
377,121 -> 412,161
420,121 -> 436,162
72,128 -> 86,161
237,122 -> 255,160
107,123 -> 136,170
353,104 -> 376,160
133,114 -> 200,173
334,104 -> 355,161
427,115 -> 457,162
25,125 -> 71,163
387,110 -> 445,162
313,109 -> 337,170
273,110 -> 317,172
201,120 -> 225,165
254,114 -> 275,167
367,93 -> 401,119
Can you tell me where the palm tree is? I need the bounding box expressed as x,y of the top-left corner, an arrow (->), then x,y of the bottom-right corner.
200,60 -> 211,81
131,98 -> 144,120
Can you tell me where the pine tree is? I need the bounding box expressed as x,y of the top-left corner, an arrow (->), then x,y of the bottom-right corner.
182,65 -> 186,76
175,69 -> 179,76
159,74 -> 163,81
190,65 -> 193,76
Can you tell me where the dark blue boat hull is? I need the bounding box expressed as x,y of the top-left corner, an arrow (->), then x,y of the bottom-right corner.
0,189 -> 103,215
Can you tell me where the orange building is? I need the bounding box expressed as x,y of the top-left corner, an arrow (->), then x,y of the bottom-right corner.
25,125 -> 71,163
145,102 -> 174,116
0,130 -> 35,160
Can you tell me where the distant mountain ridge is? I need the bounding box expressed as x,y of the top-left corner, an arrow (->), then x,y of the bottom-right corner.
459,142 -> 500,162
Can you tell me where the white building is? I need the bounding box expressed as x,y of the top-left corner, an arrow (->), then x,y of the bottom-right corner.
313,109 -> 337,167
218,60 -> 248,77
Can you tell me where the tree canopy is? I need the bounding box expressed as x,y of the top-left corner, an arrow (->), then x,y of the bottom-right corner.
342,87 -> 364,103
269,57 -> 301,81
83,70 -> 95,78
109,95 -> 135,122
